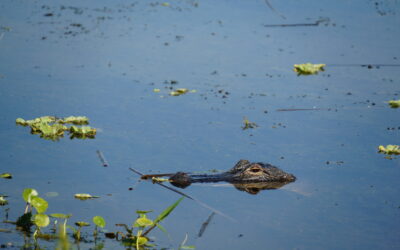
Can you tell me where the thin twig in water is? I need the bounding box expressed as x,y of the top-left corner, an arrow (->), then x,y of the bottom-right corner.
96,150 -> 109,167
198,212 -> 215,238
264,18 -> 329,27
129,168 -> 235,221
264,0 -> 286,19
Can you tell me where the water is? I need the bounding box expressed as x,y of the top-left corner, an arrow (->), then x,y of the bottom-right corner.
0,0 -> 399,249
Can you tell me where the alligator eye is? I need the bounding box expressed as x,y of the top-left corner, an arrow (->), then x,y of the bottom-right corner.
248,166 -> 263,173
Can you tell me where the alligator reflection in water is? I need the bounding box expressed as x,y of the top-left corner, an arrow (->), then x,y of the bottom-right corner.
141,160 -> 296,195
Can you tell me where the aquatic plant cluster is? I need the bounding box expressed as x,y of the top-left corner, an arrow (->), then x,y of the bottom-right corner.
15,116 -> 96,140
0,188 -> 190,249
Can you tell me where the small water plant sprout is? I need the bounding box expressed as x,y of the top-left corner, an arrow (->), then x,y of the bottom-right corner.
111,197 -> 185,248
242,117 -> 258,130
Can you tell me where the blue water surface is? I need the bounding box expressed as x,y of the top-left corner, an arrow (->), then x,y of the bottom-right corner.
0,0 -> 399,249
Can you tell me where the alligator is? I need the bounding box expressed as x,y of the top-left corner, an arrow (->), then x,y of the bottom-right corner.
141,159 -> 296,194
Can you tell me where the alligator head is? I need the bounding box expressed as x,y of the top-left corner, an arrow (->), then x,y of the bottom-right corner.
168,159 -> 296,193
227,159 -> 296,183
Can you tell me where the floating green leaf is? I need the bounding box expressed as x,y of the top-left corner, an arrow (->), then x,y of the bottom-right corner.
170,88 -> 189,96
378,145 -> 400,155
31,196 -> 48,213
180,246 -> 196,249
0,173 -> 12,179
135,217 -> 153,227
70,126 -> 97,138
34,214 -> 50,228
294,63 -> 325,75
74,193 -> 100,200
93,216 -> 106,228
23,188 -> 38,203
16,118 -> 27,126
136,210 -> 153,215
388,100 -> 400,108
75,221 -> 90,227
61,116 -> 89,125
50,213 -> 72,219
154,197 -> 184,224
136,236 -> 148,245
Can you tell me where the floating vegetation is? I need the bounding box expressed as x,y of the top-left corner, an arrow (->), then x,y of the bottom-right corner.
74,193 -> 100,200
114,197 -> 185,248
293,63 -> 325,75
93,216 -> 106,238
388,100 -> 400,108
15,116 -> 96,140
69,126 -> 96,139
170,88 -> 189,96
242,117 -> 258,130
2,187 -> 190,249
0,173 -> 12,179
60,116 -> 89,125
0,196 -> 8,206
378,145 -> 400,155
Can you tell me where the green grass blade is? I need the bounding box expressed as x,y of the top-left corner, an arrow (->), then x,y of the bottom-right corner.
154,197 -> 184,224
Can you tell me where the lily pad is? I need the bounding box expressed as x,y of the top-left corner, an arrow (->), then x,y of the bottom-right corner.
31,196 -> 48,213
378,145 -> 400,155
50,213 -> 72,219
136,236 -> 148,245
294,63 -> 325,75
388,100 -> 400,108
134,217 -> 153,227
93,216 -> 106,228
0,173 -> 12,179
34,214 -> 50,228
22,188 -> 38,203
74,193 -> 100,200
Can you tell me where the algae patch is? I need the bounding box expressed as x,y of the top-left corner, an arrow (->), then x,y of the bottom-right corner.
294,63 -> 325,75
388,100 -> 400,108
16,116 -> 96,140
378,145 -> 400,155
